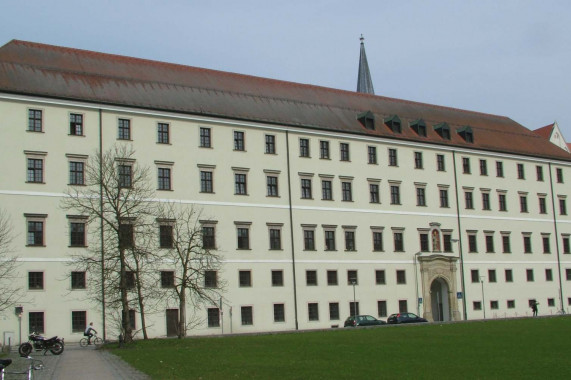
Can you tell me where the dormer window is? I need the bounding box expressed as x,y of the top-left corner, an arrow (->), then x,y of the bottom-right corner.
410,119 -> 427,137
434,122 -> 451,140
457,126 -> 474,143
384,115 -> 401,133
357,111 -> 375,130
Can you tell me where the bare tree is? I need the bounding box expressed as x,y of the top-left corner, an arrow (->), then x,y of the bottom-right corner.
156,203 -> 225,338
62,144 -> 157,344
0,209 -> 23,313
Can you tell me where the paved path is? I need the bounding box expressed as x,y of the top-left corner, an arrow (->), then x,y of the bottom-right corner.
4,344 -> 150,380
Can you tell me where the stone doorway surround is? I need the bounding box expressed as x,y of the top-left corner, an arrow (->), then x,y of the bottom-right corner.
418,254 -> 461,322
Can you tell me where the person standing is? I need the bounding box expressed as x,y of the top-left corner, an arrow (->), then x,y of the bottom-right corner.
84,322 -> 97,345
531,301 -> 539,317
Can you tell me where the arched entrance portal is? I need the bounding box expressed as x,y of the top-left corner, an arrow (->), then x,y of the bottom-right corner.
430,278 -> 450,322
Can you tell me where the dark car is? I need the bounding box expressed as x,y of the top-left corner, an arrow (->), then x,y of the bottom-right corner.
344,315 -> 387,327
386,312 -> 428,324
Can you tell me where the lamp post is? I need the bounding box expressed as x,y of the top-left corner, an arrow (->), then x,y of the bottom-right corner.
351,280 -> 357,316
414,252 -> 422,316
480,276 -> 486,319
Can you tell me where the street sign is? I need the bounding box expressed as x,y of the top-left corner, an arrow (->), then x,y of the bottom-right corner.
457,292 -> 463,299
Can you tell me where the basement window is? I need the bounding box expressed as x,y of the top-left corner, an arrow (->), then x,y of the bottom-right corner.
410,119 -> 427,137
357,111 -> 375,130
433,122 -> 451,140
384,115 -> 401,133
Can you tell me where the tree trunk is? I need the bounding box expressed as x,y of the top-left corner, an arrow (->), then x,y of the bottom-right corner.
178,289 -> 186,339
119,248 -> 133,343
134,261 -> 149,340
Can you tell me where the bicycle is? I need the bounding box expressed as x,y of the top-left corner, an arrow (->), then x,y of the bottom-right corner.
79,332 -> 102,347
0,356 -> 43,380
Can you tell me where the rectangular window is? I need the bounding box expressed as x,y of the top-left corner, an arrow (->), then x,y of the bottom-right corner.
265,134 -> 276,154
505,269 -> 513,282
161,271 -> 175,288
200,171 -> 213,193
471,269 -> 479,283
373,231 -> 383,251
241,306 -> 253,325
269,228 -> 281,250
560,199 -> 567,215
390,185 -> 400,205
465,191 -> 473,209
27,220 -> 44,246
556,168 -> 564,183
237,227 -> 250,249
436,154 -> 445,171
125,271 -> 135,289
468,234 -> 477,253
321,180 -> 332,200
29,312 -> 45,334
340,143 -> 350,161
239,270 -> 252,287
306,270 -> 317,286
507,300 -> 515,309
375,270 -> 386,285
119,223 -> 134,249
208,308 -> 220,327
563,236 -> 570,254
496,161 -> 504,177
299,138 -> 310,157
320,141 -> 330,159
420,233 -> 429,252
485,235 -> 494,253
347,270 -> 358,285
118,119 -> 131,140
567,269 -> 571,281
341,182 -> 352,201
398,300 -> 408,313
416,187 -> 426,206
539,197 -> 547,214
502,235 -> 511,253
368,146 -> 377,164
70,113 -> 83,136
520,195 -> 528,213
377,301 -> 387,318
304,229 -> 315,250
543,236 -> 551,254
462,157 -> 471,174
234,131 -> 245,151
273,304 -> 285,323
536,166 -> 544,181
69,161 -> 85,185
349,302 -> 360,317
28,272 -> 44,290
234,173 -> 247,195
443,234 -> 452,252
118,164 -> 132,188
159,225 -> 173,248
473,302 -> 482,311
327,270 -> 338,286
482,193 -> 490,210
157,123 -> 169,144
329,303 -> 340,320
523,235 -> 532,253
158,168 -> 171,190
301,178 -> 312,199
70,221 -> 86,247
490,301 -> 499,310
71,271 -> 86,289
396,270 -> 406,284
271,270 -> 284,287
394,232 -> 404,252
266,176 -> 278,197
526,269 -> 534,282
204,270 -> 217,288
71,311 -> 87,333
547,298 -> 555,307
414,152 -> 423,169
308,303 -> 319,321
28,109 -> 42,132
546,269 -> 553,282
202,226 -> 216,249
498,194 -> 507,211
488,269 -> 497,283
27,158 -> 44,183
200,127 -> 211,148
440,189 -> 449,208
517,163 -> 525,179
369,183 -> 380,203
388,149 -> 398,166
345,231 -> 356,251
325,230 -> 336,251
480,159 -> 488,176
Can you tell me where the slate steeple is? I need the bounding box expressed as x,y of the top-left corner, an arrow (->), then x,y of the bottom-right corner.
357,35 -> 375,94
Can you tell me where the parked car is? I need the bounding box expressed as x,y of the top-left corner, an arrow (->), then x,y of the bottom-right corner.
386,312 -> 428,324
344,315 -> 387,327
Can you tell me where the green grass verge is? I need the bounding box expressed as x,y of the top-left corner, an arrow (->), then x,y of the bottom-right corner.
111,317 -> 571,379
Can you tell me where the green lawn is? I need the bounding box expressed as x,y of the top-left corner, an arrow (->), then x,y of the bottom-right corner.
111,317 -> 571,379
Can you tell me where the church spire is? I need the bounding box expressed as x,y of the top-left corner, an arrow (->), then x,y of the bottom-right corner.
357,34 -> 375,95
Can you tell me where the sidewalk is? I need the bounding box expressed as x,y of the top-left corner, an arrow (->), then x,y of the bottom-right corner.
4,344 -> 150,380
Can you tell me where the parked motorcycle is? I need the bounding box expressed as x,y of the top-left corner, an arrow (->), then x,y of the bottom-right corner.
18,332 -> 64,356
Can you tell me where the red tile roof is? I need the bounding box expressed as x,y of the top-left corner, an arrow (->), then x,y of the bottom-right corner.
0,39 -> 569,161
533,124 -> 554,139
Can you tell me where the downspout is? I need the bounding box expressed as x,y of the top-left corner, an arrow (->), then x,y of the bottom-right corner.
99,109 -> 106,340
285,130 -> 299,330
452,151 -> 468,320
548,163 -> 565,314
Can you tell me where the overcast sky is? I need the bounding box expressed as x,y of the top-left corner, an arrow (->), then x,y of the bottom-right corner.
1,0 -> 570,143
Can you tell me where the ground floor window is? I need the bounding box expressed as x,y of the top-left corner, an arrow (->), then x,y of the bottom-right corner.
241,306 -> 253,325
207,308 -> 220,327
29,312 -> 44,334
308,303 -> 319,321
329,303 -> 339,320
273,304 -> 285,322
473,301 -> 482,311
377,301 -> 387,317
398,300 -> 408,313
72,311 -> 87,333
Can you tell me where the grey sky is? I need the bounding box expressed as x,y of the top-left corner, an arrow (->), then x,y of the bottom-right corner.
1,0 -> 570,143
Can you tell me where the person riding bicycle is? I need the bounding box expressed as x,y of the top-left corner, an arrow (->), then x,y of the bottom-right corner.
84,322 -> 97,345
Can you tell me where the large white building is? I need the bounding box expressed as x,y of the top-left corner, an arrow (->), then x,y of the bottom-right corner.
0,40 -> 570,343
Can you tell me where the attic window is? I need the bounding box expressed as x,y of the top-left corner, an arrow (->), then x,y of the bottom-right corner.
357,111 -> 375,130
434,122 -> 451,140
457,126 -> 474,143
384,115 -> 401,133
410,119 -> 427,137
